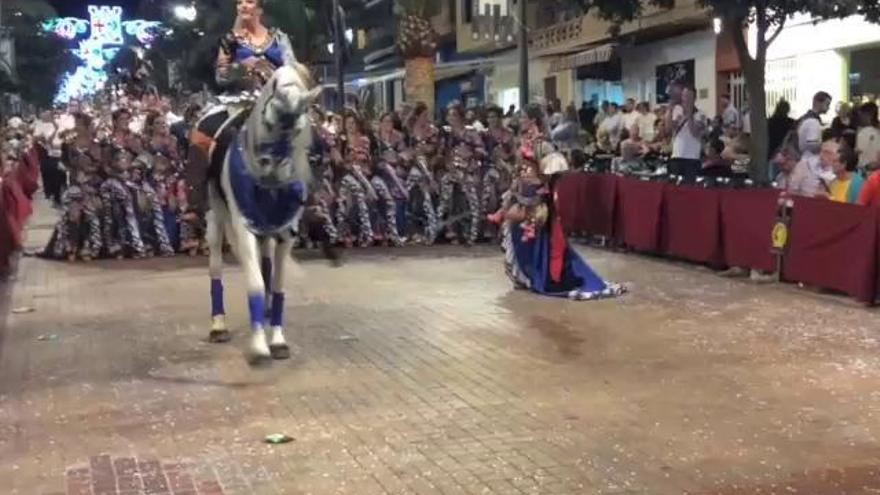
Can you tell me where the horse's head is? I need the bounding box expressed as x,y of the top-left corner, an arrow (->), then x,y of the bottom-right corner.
244,64 -> 321,187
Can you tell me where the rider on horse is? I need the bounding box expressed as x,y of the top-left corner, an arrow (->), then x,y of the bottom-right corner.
185,0 -> 298,215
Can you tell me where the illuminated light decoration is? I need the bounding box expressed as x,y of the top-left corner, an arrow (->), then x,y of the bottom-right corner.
41,17 -> 90,40
87,5 -> 124,44
123,19 -> 163,45
42,5 -> 164,104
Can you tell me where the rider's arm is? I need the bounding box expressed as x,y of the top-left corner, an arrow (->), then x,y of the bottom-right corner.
215,35 -> 246,89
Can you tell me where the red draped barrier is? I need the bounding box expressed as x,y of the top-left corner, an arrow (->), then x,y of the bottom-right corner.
556,172 -> 880,303
662,186 -> 723,264
615,177 -> 665,252
720,188 -> 779,273
579,173 -> 617,237
0,148 -> 39,273
783,197 -> 878,303
555,173 -> 585,233
557,173 -> 618,236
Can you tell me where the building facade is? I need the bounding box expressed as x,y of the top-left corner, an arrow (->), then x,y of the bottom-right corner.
455,0 -> 731,117
756,14 -> 880,116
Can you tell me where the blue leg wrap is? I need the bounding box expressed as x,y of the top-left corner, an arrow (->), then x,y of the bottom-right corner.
247,293 -> 265,329
270,292 -> 284,327
211,279 -> 224,316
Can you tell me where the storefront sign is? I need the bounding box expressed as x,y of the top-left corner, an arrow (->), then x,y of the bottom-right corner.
656,59 -> 695,103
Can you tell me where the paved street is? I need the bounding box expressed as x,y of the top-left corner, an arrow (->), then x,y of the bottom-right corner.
3,201 -> 880,495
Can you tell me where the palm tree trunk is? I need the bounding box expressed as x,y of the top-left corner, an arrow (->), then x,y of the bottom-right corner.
404,56 -> 435,116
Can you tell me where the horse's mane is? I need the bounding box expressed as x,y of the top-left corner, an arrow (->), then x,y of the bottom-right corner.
292,62 -> 315,90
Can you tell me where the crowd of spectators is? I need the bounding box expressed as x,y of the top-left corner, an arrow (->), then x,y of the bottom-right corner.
5,79 -> 880,275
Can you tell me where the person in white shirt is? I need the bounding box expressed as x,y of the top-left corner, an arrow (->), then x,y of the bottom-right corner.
600,103 -> 623,150
856,102 -> 880,172
796,91 -> 831,167
546,99 -> 564,131
665,82 -> 707,183
32,110 -> 66,206
636,101 -> 656,143
621,98 -> 639,134
719,94 -> 741,130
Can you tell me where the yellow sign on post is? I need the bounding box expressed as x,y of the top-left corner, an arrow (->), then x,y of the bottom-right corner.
772,222 -> 789,252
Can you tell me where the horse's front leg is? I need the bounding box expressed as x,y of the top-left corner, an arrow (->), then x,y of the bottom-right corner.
229,216 -> 271,360
267,235 -> 294,360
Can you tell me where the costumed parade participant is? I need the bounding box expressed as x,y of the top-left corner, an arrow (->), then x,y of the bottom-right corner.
500,104 -> 625,300
437,104 -> 486,245
185,0 -> 299,216
482,105 -> 515,238
403,102 -> 440,244
371,112 -> 408,246
332,110 -> 375,248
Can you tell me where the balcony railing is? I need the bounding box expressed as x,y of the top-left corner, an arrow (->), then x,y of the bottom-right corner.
529,16 -> 584,51
528,0 -> 707,54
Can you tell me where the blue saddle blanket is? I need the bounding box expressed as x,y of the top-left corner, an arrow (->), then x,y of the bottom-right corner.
228,136 -> 306,236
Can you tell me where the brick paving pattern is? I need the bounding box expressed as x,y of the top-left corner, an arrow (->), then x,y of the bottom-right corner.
3,200 -> 880,494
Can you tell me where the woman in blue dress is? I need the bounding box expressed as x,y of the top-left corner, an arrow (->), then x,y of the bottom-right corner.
185,0 -> 298,214
501,104 -> 626,300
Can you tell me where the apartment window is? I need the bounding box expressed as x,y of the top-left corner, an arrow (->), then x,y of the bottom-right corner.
464,0 -> 474,23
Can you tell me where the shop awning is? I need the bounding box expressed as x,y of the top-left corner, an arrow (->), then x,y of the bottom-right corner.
549,43 -> 616,73
434,57 -> 503,81
320,68 -> 405,90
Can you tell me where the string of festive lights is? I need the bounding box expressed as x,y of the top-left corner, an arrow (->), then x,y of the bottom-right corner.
42,5 -> 162,104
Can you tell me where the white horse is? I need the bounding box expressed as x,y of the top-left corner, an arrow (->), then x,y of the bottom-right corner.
205,66 -> 320,361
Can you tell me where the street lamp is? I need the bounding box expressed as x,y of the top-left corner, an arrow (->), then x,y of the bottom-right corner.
173,4 -> 198,23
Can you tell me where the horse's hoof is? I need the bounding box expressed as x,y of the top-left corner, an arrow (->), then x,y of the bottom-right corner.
270,344 -> 291,360
247,353 -> 272,366
250,332 -> 272,359
209,329 -> 232,343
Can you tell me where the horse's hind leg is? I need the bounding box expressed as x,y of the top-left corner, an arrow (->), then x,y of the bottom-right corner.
268,235 -> 294,360
207,207 -> 231,343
